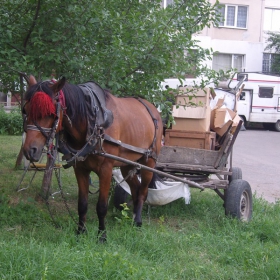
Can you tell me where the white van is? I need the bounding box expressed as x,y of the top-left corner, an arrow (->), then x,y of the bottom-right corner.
229,72 -> 280,131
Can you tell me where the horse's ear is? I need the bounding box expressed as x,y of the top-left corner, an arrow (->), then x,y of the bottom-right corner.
50,76 -> 66,93
27,75 -> 37,87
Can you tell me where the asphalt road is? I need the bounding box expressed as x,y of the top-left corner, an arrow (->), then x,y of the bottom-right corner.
232,127 -> 280,203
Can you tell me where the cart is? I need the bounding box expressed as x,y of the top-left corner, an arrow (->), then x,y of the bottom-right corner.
112,120 -> 253,222
157,120 -> 252,221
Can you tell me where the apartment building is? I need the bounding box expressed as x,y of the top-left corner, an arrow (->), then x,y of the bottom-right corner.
195,0 -> 280,73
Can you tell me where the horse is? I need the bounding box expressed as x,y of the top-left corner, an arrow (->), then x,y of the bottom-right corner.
22,75 -> 163,242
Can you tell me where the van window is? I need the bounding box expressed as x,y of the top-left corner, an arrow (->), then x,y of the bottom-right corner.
237,73 -> 248,81
259,87 -> 273,98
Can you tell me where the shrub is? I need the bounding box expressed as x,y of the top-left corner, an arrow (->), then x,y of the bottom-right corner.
0,107 -> 23,135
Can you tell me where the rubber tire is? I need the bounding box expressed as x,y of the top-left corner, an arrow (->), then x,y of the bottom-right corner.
228,167 -> 242,183
225,179 -> 253,221
239,115 -> 246,130
274,120 -> 280,132
113,184 -> 129,211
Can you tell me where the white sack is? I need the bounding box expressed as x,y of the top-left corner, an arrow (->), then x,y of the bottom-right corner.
112,169 -> 191,206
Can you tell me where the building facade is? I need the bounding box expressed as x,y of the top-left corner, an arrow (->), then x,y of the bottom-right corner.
196,0 -> 280,73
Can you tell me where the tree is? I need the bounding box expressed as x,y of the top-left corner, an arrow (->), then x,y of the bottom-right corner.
265,31 -> 280,74
0,0 -> 220,119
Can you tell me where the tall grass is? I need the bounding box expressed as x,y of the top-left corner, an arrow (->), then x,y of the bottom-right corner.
0,136 -> 279,279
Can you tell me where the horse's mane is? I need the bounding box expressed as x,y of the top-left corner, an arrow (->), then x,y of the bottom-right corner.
25,81 -> 88,127
61,83 -> 87,126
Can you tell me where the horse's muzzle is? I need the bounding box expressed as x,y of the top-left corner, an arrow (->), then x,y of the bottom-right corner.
23,146 -> 42,162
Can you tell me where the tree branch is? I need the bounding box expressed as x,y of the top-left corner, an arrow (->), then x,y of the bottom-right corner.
23,0 -> 41,52
121,1 -> 188,80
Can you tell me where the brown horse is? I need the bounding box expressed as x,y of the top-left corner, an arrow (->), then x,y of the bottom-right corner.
22,76 -> 163,241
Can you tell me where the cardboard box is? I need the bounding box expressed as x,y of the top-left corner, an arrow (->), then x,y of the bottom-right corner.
211,119 -> 232,136
175,87 -> 210,106
230,114 -> 242,134
172,105 -> 211,132
213,108 -> 236,128
172,87 -> 211,132
172,105 -> 207,119
164,129 -> 216,150
210,106 -> 236,136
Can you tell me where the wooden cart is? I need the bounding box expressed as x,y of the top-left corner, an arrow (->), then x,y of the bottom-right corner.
155,121 -> 252,221
113,120 -> 252,221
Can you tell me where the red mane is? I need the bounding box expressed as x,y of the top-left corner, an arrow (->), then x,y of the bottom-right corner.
29,92 -> 56,120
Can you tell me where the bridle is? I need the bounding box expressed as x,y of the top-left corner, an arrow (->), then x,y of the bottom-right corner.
23,89 -> 63,157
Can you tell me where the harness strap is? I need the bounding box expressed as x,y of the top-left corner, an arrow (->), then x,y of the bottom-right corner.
103,134 -> 151,155
26,125 -> 52,133
58,129 -> 102,169
136,98 -> 159,159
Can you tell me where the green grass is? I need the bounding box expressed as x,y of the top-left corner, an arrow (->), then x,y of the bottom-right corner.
0,136 -> 280,279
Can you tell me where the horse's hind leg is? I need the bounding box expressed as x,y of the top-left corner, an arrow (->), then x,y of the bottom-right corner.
121,164 -> 153,227
135,167 -> 154,226
120,166 -> 141,223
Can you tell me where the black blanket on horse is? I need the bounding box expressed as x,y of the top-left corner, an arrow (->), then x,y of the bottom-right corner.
78,82 -> 114,140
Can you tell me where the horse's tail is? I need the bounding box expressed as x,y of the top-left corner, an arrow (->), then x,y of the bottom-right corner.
148,172 -> 166,189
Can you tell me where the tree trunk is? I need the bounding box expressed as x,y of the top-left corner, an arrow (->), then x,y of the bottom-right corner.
41,150 -> 57,199
15,146 -> 24,169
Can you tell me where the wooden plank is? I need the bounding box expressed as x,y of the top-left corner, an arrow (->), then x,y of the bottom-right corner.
98,152 -> 204,189
158,146 -> 219,166
200,179 -> 228,189
156,163 -> 231,175
164,130 -> 216,150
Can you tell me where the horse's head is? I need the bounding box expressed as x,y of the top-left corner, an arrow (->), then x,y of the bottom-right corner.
22,75 -> 66,162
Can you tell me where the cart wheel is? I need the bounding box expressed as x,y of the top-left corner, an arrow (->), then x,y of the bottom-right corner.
225,179 -> 252,221
229,167 -> 242,182
113,184 -> 129,210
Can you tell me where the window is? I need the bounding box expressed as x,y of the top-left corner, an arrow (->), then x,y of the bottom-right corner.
217,4 -> 248,28
263,53 -> 273,73
264,8 -> 280,31
237,73 -> 248,81
212,53 -> 244,72
162,0 -> 174,8
259,87 -> 273,98
240,91 -> 246,101
262,53 -> 280,73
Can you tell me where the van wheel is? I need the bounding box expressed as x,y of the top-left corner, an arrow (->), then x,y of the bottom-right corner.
274,120 -> 280,132
239,115 -> 246,130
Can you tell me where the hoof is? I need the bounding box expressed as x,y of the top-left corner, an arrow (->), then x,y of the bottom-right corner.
76,226 -> 87,235
97,230 -> 107,243
134,221 -> 142,227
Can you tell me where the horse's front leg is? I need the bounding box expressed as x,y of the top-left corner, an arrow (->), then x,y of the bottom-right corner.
96,166 -> 113,242
74,167 -> 90,234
